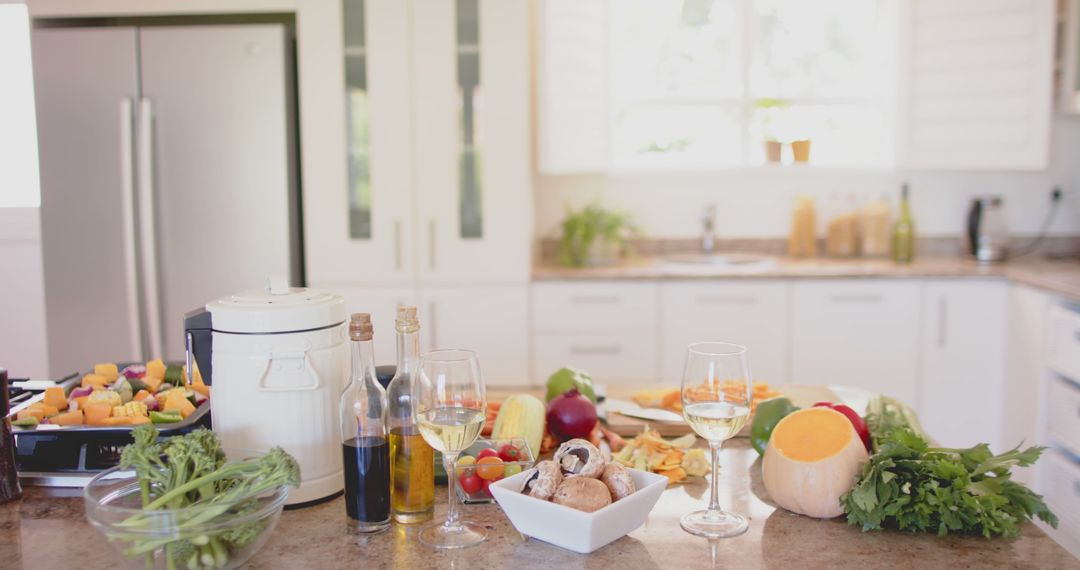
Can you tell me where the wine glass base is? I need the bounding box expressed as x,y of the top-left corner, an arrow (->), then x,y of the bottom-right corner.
419,521 -> 488,549
680,509 -> 749,538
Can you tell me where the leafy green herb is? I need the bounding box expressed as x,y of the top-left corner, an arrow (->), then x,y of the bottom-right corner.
114,425 -> 300,570
556,204 -> 636,267
840,396 -> 1057,538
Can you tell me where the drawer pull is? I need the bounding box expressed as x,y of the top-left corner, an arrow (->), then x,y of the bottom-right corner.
1074,329 -> 1080,342
695,296 -> 756,305
569,345 -> 622,356
1075,480 -> 1080,497
830,294 -> 883,303
569,295 -> 621,304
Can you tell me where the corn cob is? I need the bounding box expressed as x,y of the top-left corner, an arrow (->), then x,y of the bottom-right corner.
87,390 -> 122,408
113,400 -> 148,418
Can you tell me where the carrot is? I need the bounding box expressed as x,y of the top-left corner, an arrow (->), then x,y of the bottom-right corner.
589,425 -> 603,448
599,425 -> 627,452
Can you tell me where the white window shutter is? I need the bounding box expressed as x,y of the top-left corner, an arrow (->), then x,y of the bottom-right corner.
537,0 -> 609,173
897,0 -> 1055,170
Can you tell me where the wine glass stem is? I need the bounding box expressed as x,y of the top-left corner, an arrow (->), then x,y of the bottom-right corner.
707,441 -> 723,514
443,452 -> 461,529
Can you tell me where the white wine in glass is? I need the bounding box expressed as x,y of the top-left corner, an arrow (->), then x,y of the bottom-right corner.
680,341 -> 752,539
415,349 -> 488,549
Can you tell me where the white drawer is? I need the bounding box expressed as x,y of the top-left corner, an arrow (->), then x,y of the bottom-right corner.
532,282 -> 659,333
532,333 -> 659,384
1048,305 -> 1080,382
1048,377 -> 1080,456
1042,451 -> 1080,537
660,281 -> 789,385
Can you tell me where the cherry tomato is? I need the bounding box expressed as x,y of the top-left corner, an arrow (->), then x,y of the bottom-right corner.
457,455 -> 477,466
476,456 -> 505,480
476,448 -> 499,460
459,471 -> 483,494
497,444 -> 521,462
480,477 -> 493,497
503,464 -> 522,477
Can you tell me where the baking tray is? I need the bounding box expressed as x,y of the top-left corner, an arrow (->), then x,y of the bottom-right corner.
10,363 -> 212,473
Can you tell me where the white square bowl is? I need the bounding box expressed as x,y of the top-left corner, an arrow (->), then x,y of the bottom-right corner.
489,467 -> 668,554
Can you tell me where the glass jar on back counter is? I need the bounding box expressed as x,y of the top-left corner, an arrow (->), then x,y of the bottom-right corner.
788,195 -> 818,257
339,313 -> 390,532
386,306 -> 435,524
825,194 -> 859,257
860,196 -> 891,258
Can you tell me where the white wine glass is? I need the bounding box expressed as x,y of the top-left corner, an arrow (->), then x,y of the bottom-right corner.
680,341 -> 752,538
415,349 -> 487,549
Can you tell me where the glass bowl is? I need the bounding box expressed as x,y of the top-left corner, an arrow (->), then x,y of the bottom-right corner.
453,438 -> 536,504
84,452 -> 290,570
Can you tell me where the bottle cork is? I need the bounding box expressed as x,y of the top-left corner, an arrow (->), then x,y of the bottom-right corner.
349,313 -> 373,341
395,305 -> 419,333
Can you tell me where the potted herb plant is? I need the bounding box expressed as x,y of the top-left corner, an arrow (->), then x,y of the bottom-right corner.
754,98 -> 789,163
556,205 -> 636,267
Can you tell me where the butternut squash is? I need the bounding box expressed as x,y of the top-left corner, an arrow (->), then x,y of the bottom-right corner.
84,403 -> 113,425
81,374 -> 110,389
52,410 -> 84,426
43,387 -> 67,409
762,407 -> 869,519
94,363 -> 119,382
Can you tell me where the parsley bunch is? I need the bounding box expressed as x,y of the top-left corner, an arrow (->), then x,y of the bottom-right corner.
840,396 -> 1058,538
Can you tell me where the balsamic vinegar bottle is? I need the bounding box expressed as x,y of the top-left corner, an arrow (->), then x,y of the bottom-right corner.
339,313 -> 390,532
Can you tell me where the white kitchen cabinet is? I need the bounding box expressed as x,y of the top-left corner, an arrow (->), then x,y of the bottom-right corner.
307,0 -> 531,287
421,286 -> 530,385
531,281 -> 660,383
897,0 -> 1055,170
1005,284 -> 1052,480
918,280 -> 1008,450
660,281 -> 789,386
790,280 -> 920,405
413,0 -> 531,284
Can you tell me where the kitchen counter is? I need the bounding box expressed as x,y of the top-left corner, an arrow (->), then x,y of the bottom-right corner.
533,255 -> 1080,299
3,436 -> 1076,569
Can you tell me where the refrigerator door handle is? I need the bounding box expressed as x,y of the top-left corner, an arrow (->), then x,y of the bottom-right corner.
137,97 -> 165,359
119,97 -> 143,360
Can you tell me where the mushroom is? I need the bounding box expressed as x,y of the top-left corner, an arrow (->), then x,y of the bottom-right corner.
552,477 -> 612,513
553,438 -> 605,479
600,462 -> 636,501
522,460 -> 562,501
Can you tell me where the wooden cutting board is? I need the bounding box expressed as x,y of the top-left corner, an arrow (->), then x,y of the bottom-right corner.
601,384 -> 840,438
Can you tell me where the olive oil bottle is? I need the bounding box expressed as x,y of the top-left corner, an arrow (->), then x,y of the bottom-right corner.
893,183 -> 915,264
386,306 -> 434,523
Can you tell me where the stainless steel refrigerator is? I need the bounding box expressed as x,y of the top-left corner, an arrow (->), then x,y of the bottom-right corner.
33,23 -> 301,375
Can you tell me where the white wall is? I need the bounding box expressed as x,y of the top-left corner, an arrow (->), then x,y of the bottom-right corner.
534,116 -> 1080,240
0,1 -> 49,378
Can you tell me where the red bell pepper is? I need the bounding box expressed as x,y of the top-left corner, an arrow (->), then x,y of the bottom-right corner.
813,401 -> 872,451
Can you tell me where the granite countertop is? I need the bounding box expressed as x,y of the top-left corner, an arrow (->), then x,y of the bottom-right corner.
3,437 -> 1076,569
533,255 -> 1080,299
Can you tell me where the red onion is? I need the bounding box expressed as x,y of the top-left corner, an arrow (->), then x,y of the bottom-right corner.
546,388 -> 597,441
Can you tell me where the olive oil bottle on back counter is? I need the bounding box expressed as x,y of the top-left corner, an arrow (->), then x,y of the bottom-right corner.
339,313 -> 390,532
386,306 -> 435,523
893,182 -> 915,264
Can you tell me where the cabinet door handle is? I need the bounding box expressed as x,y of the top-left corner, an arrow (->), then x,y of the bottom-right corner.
829,294 -> 883,303
394,219 -> 402,271
428,220 -> 436,271
569,345 -> 622,356
937,297 -> 948,348
695,296 -> 756,305
570,295 -> 620,304
1073,328 -> 1080,343
1074,479 -> 1080,497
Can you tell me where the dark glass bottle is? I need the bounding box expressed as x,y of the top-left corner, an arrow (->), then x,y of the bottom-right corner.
339,314 -> 390,532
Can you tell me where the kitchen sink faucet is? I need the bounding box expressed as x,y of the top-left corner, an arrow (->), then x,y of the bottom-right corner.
701,204 -> 717,255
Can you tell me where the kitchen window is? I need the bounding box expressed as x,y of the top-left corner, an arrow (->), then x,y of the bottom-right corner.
611,0 -> 895,169
540,0 -> 897,172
